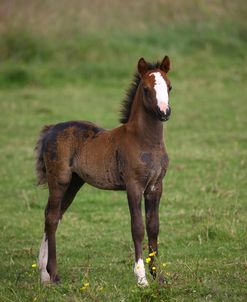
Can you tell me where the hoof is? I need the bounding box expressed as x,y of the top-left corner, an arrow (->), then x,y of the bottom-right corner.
40,270 -> 60,284
150,269 -> 157,280
134,259 -> 148,288
137,277 -> 149,287
51,274 -> 60,284
40,270 -> 50,284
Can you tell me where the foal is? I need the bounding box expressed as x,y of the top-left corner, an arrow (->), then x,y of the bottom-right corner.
36,56 -> 172,287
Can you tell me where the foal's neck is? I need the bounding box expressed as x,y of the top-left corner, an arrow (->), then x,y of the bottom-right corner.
127,85 -> 164,145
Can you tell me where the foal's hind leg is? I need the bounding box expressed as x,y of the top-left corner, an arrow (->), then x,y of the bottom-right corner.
60,173 -> 84,218
144,182 -> 162,278
45,180 -> 70,283
39,183 -> 68,283
39,172 -> 83,283
38,161 -> 72,283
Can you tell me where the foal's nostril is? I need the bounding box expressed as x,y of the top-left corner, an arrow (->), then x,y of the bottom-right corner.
165,107 -> 171,116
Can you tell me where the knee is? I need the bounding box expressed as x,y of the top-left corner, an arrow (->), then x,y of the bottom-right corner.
132,222 -> 145,241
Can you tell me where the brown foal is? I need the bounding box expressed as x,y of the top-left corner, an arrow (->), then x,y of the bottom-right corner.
36,56 -> 172,286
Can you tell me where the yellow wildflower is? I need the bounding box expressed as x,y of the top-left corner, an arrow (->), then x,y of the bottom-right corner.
80,287 -> 86,291
80,282 -> 89,291
152,266 -> 156,271
31,263 -> 37,268
148,251 -> 156,257
165,272 -> 171,276
162,263 -> 167,268
145,257 -> 151,264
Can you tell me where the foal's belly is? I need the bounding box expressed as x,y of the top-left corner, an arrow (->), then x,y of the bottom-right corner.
84,175 -> 125,191
78,169 -> 125,190
73,137 -> 125,190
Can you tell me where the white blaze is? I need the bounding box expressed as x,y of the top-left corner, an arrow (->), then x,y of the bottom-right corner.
150,72 -> 169,112
38,233 -> 50,283
134,258 -> 148,287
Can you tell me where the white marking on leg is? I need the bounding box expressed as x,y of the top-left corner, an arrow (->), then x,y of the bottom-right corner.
134,258 -> 148,287
38,233 -> 50,283
150,72 -> 169,113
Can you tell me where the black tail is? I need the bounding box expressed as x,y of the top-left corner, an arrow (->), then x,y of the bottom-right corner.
35,125 -> 53,185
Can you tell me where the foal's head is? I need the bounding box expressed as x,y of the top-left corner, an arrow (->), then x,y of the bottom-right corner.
138,56 -> 172,122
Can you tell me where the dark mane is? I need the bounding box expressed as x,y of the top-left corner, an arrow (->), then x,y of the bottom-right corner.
120,61 -> 161,124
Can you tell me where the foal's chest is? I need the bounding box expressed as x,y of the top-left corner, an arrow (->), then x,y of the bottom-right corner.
117,144 -> 169,189
139,150 -> 169,179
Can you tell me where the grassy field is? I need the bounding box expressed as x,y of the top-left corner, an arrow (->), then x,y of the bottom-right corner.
0,1 -> 247,301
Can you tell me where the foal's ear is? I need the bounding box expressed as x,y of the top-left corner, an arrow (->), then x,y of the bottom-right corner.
138,57 -> 148,77
160,55 -> 170,73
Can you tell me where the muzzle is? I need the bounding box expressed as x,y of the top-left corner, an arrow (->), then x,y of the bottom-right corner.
157,106 -> 171,122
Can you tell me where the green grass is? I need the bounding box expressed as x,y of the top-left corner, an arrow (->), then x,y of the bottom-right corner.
0,1 -> 247,301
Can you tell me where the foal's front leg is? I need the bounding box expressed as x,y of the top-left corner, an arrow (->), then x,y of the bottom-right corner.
127,184 -> 148,287
144,182 -> 162,278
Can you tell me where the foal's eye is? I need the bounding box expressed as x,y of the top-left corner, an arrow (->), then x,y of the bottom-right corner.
143,87 -> 149,95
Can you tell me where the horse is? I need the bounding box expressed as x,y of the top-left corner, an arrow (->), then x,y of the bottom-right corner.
35,56 -> 172,287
